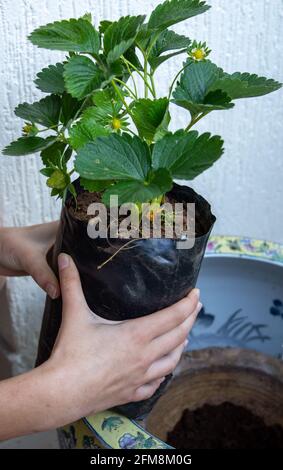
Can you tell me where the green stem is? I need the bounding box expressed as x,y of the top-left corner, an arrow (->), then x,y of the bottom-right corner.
149,72 -> 157,99
168,61 -> 193,100
121,56 -> 154,97
111,80 -> 133,117
144,54 -> 148,98
185,112 -> 210,131
113,78 -> 137,99
123,59 -> 138,98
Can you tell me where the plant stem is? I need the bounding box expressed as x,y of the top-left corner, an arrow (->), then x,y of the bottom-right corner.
113,78 -> 137,100
144,54 -> 148,98
111,80 -> 133,117
149,72 -> 157,98
168,61 -> 192,100
185,112 -> 210,131
121,56 -> 154,97
123,59 -> 138,98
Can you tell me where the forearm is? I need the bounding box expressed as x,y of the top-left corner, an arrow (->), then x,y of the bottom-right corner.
0,362 -> 63,441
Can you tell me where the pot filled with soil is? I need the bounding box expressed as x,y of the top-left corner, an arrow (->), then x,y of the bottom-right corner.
146,348 -> 283,449
35,179 -> 216,419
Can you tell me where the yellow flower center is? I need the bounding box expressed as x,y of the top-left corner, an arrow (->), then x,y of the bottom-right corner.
23,124 -> 32,134
193,48 -> 206,61
112,118 -> 122,130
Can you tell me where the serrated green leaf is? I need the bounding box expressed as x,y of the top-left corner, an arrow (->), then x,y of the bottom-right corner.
149,30 -> 191,70
104,15 -> 146,64
69,120 -> 109,150
75,133 -> 151,181
15,95 -> 61,128
81,12 -> 92,23
40,167 -> 54,177
60,93 -> 81,126
102,168 -> 173,205
64,55 -> 104,100
148,0 -> 210,31
99,20 -> 112,34
47,169 -> 70,189
81,90 -> 123,129
131,98 -> 170,142
80,178 -> 112,192
92,89 -> 123,117
172,60 -> 234,115
210,72 -> 282,100
3,136 -> 56,156
29,18 -> 100,54
35,63 -> 65,94
123,46 -> 143,70
152,130 -> 224,179
41,141 -> 72,166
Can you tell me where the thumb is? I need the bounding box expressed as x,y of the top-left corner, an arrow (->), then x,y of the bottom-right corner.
58,253 -> 87,316
26,253 -> 60,299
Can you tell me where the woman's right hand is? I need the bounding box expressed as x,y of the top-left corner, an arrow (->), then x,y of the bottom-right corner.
47,253 -> 202,427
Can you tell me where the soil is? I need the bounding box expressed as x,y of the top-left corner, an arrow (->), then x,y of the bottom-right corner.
69,190 -> 204,238
167,402 -> 283,449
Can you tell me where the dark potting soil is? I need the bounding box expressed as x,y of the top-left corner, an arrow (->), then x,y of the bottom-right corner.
69,190 -> 204,238
167,402 -> 283,449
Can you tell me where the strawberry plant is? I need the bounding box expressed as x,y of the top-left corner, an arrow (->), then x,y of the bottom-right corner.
3,0 -> 281,207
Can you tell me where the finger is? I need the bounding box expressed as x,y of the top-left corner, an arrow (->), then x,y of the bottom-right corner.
133,289 -> 200,341
149,302 -> 202,361
58,253 -> 88,316
25,253 -> 60,299
145,343 -> 185,382
134,377 -> 165,402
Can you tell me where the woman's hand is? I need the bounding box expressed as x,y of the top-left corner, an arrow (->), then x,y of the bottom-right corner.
0,222 -> 60,298
0,253 -> 201,440
46,254 -> 202,427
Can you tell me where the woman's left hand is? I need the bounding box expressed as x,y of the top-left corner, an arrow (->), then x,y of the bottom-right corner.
0,222 -> 60,298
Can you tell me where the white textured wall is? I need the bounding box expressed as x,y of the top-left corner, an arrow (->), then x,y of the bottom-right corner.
0,0 -> 282,373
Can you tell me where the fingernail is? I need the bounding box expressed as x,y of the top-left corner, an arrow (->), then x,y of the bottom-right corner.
46,284 -> 58,300
190,288 -> 200,301
196,302 -> 203,313
184,339 -> 189,348
58,254 -> 69,271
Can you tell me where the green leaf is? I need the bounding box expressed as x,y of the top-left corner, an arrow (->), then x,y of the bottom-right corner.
148,0 -> 210,31
64,55 -> 104,100
75,133 -> 151,181
210,72 -> 282,100
123,46 -> 143,71
35,63 -> 65,94
47,169 -> 70,189
152,130 -> 224,179
99,20 -> 112,34
81,12 -> 92,23
149,30 -> 191,70
15,95 -> 61,127
91,89 -> 123,120
60,93 -> 81,126
104,15 -> 146,64
172,60 -> 234,115
41,141 -> 72,166
80,178 -> 112,192
80,89 -> 125,130
131,98 -> 170,142
69,120 -> 109,150
29,18 -> 100,54
3,136 -> 56,156
102,168 -> 173,205
40,167 -> 54,177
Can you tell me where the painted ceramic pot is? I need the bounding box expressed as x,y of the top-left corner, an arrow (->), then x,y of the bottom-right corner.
59,236 -> 283,449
